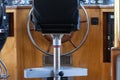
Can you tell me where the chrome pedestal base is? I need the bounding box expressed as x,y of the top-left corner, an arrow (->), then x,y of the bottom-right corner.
24,66 -> 87,78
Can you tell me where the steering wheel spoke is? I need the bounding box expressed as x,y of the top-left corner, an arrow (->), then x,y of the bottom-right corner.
46,43 -> 52,53
30,28 -> 34,31
69,40 -> 77,48
80,20 -> 87,23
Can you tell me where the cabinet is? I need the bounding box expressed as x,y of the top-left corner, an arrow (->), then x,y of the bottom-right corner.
101,8 -> 114,80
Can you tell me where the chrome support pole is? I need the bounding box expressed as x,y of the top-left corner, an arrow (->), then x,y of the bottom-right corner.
51,34 -> 63,80
24,34 -> 88,79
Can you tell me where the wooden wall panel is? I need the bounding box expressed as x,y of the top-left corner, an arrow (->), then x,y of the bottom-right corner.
73,8 -> 102,80
0,6 -> 114,80
100,8 -> 114,80
0,37 -> 17,80
101,63 -> 111,80
15,8 -> 43,80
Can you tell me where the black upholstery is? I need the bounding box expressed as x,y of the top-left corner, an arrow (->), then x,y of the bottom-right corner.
0,1 -> 9,51
0,5 -> 2,25
32,0 -> 80,33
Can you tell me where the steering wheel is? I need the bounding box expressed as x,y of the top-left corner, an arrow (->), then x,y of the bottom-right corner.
27,2 -> 89,56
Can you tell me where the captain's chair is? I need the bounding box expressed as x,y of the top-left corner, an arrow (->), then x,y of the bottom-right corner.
32,0 -> 80,33
24,0 -> 89,79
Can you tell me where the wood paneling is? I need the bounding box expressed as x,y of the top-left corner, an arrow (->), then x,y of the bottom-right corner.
0,6 -> 114,80
0,37 -> 17,80
101,63 -> 111,80
111,47 -> 120,80
73,8 -> 102,80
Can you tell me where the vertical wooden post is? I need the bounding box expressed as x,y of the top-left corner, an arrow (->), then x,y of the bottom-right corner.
111,2 -> 120,80
114,0 -> 120,47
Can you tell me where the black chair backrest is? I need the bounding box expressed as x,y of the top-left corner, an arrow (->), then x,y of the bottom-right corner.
32,0 -> 80,33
